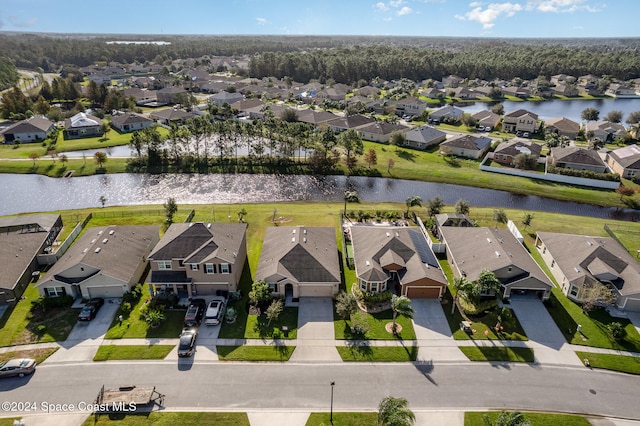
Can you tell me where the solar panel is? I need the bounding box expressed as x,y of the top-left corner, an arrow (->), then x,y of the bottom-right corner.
409,229 -> 439,268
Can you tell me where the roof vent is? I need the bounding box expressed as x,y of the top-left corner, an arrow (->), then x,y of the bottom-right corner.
495,251 -> 500,257
291,237 -> 295,243
587,241 -> 593,246
395,232 -> 399,237
95,247 -> 101,253
91,239 -> 97,244
574,267 -> 580,272
292,229 -> 296,234
98,231 -> 103,235
487,238 -> 492,243
207,223 -> 211,228
103,238 -> 108,244
366,260 -> 370,266
109,230 -> 115,235
303,237 -> 307,243
303,229 -> 307,234
386,232 -> 390,237
82,248 -> 88,253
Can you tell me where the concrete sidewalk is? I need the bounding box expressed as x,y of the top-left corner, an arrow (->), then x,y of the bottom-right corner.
289,297 -> 341,363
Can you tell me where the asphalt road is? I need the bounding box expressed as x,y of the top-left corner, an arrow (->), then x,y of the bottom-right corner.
1,361 -> 638,419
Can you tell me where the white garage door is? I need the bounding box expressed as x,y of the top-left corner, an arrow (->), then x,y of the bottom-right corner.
87,286 -> 124,298
624,298 -> 640,312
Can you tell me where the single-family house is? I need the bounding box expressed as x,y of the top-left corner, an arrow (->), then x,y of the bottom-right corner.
545,117 -> 580,140
208,91 -> 244,107
403,125 -> 447,150
231,98 -> 265,119
420,87 -> 444,99
354,86 -> 380,98
156,86 -> 187,105
255,226 -> 340,298
37,225 -> 159,300
471,110 -> 501,130
442,75 -> 464,88
553,84 -> 579,97
548,146 -> 608,173
1,116 -> 55,144
358,122 -> 409,143
297,110 -> 339,127
120,88 -> 156,105
605,144 -> 640,180
149,108 -> 198,125
536,232 -> 640,311
606,83 -> 636,98
0,214 -> 63,304
585,121 -> 627,142
440,226 -> 553,300
147,222 -> 247,298
350,226 -> 448,298
502,86 -> 530,98
439,134 -> 492,160
315,87 -> 348,102
452,87 -> 477,100
111,112 -> 154,133
429,105 -> 464,124
550,74 -> 576,86
326,115 -> 376,133
394,96 -> 427,117
64,112 -> 103,139
492,140 -> 542,166
502,109 -> 539,133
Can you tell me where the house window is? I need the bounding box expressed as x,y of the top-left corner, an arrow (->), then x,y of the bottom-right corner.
371,283 -> 378,293
542,247 -> 546,254
205,264 -> 215,274
178,259 -> 185,267
569,286 -> 579,297
508,267 -> 512,272
157,260 -> 172,270
381,282 -> 387,292
551,260 -> 555,268
220,263 -> 231,274
190,264 -> 199,271
360,281 -> 368,291
268,283 -> 278,293
45,287 -> 66,297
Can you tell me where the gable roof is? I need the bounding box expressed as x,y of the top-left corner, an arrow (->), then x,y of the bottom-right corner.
504,109 -> 539,120
429,105 -> 464,119
38,225 -> 158,285
471,110 -> 500,124
111,112 -> 153,127
440,134 -> 492,151
65,112 -> 101,129
608,144 -> 640,169
350,226 -> 446,286
585,121 -> 626,136
255,226 -> 340,284
441,227 -> 552,287
149,108 -> 197,121
326,114 -> 376,130
1,117 -> 54,135
494,139 -> 542,157
148,222 -> 246,265
537,232 -> 640,296
546,117 -> 580,133
550,146 -> 606,167
358,122 -> 409,136
405,125 -> 446,143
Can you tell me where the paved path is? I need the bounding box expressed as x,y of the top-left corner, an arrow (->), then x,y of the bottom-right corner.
412,299 -> 468,362
289,297 -> 341,362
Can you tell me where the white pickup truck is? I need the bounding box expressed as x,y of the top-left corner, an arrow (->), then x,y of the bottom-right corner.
204,296 -> 226,325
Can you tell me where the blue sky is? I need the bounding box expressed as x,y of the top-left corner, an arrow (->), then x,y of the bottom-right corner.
0,0 -> 636,38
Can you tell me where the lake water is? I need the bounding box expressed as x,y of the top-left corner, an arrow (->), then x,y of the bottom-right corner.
0,173 -> 637,221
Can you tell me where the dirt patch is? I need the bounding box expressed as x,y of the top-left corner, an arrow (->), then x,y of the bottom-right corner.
0,347 -> 58,364
385,322 -> 402,334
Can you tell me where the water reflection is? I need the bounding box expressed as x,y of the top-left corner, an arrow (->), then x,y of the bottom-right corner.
1,173 -> 638,221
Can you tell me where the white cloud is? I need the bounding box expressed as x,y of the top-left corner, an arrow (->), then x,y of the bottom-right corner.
525,0 -> 601,13
384,17 -> 393,21
374,2 -> 389,11
456,2 -> 523,29
389,0 -> 405,6
469,1 -> 482,6
397,6 -> 413,15
8,15 -> 37,28
256,17 -> 269,25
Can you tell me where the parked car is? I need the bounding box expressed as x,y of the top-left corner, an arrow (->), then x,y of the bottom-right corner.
522,132 -> 531,138
0,358 -> 37,378
477,125 -> 485,131
183,298 -> 206,327
78,297 -> 105,321
204,297 -> 226,326
177,328 -> 197,357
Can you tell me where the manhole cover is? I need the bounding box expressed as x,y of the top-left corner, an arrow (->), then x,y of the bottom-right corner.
589,389 -> 597,394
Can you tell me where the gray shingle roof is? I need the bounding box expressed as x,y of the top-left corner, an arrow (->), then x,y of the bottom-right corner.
551,146 -> 606,167
405,125 -> 446,144
1,117 -> 54,135
111,112 -> 152,127
440,134 -> 492,151
608,144 -> 640,169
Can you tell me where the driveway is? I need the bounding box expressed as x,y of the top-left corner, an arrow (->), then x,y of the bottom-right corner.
45,298 -> 121,363
509,296 -> 582,365
289,297 -> 341,362
412,299 -> 467,362
626,311 -> 640,336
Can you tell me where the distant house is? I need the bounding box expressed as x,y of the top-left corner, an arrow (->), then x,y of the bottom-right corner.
605,144 -> 640,180
208,90 -> 244,107
502,109 -> 539,133
350,226 -> 448,298
550,74 -> 576,86
502,86 -> 530,98
37,225 -> 159,300
358,122 -> 409,143
120,87 -> 156,105
326,115 -> 376,133
585,121 -> 626,142
149,108 -> 198,125
64,112 -> 103,140
147,222 -> 247,298
255,226 -> 341,298
471,110 -> 501,130
451,87 -> 477,100
354,86 -> 380,98
315,87 -> 348,102
420,87 -> 444,99
394,96 -> 427,116
440,226 -> 553,300
545,117 -> 580,140
429,105 -> 464,124
403,125 -> 447,150
442,75 -> 464,88
111,112 -> 154,133
606,83 -> 637,98
156,86 -> 187,105
536,232 -> 640,311
0,214 -> 63,304
549,146 -> 608,173
492,140 -> 542,166
552,84 -> 579,97
1,116 -> 55,144
439,134 -> 492,160
297,109 -> 339,127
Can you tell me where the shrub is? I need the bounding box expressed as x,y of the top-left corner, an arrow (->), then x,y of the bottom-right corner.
547,165 -> 621,182
362,290 -> 393,307
607,322 -> 627,340
119,301 -> 132,314
31,295 -> 74,313
458,297 -> 499,315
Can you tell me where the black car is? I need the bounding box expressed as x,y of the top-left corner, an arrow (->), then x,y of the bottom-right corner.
177,328 -> 197,357
183,298 -> 206,327
78,297 -> 105,321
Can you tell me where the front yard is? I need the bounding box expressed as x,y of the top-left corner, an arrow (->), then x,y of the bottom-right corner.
334,307 -> 416,341
93,345 -> 174,361
216,345 -> 294,361
459,346 -> 535,362
576,351 -> 640,375
337,345 -> 417,362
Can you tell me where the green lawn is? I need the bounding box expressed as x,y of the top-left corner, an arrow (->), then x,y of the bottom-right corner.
334,309 -> 416,341
104,295 -> 185,339
0,347 -> 58,364
465,411 -> 590,426
244,307 -> 298,339
337,345 -> 417,362
306,412 -> 378,426
459,346 -> 535,362
93,345 -> 174,361
545,289 -> 640,352
0,284 -> 80,346
216,345 -> 294,361
82,412 -> 250,426
576,351 -> 640,375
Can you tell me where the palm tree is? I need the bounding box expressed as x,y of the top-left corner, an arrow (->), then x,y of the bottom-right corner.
492,209 -> 508,228
390,295 -> 414,334
343,189 -> 359,215
452,276 -> 474,314
405,196 -> 423,216
454,198 -> 470,215
483,411 -> 531,426
377,396 -> 415,426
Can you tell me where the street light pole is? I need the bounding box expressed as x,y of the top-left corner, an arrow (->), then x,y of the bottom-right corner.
330,381 -> 335,424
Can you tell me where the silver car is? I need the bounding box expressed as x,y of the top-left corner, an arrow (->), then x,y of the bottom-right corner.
0,358 -> 37,378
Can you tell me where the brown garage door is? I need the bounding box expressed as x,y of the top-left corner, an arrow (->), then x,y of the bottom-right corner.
406,287 -> 442,298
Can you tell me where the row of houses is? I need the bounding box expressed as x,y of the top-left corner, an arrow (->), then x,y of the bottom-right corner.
3,212 -> 639,313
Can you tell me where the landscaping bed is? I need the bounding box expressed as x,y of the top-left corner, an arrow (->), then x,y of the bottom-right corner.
465,411 -> 590,426
0,347 -> 58,364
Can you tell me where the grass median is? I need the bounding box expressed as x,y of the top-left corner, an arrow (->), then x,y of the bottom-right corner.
306,412 -> 377,426
93,345 -> 174,361
465,411 -> 590,426
459,346 -> 535,362
576,351 -> 640,375
216,345 -> 294,361
83,412 -> 250,426
337,345 -> 417,362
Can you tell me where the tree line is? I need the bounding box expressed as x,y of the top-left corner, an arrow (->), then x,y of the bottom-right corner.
0,56 -> 19,91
